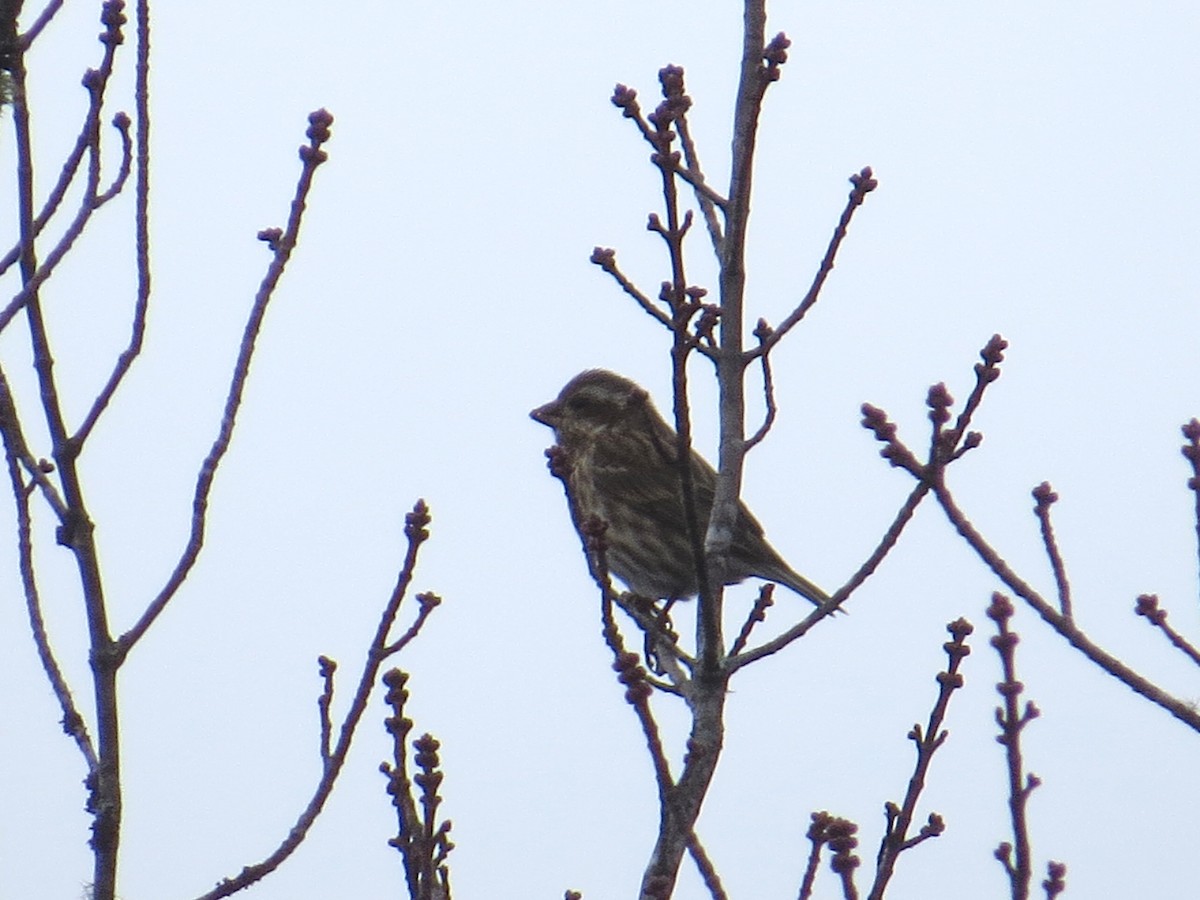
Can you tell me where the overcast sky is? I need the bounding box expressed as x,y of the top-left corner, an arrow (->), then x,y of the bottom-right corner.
3,1 -> 1200,898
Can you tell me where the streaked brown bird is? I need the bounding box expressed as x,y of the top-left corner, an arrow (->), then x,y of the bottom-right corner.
531,369 -> 828,606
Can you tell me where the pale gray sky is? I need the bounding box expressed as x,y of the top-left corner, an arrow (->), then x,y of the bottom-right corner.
3,1 -> 1199,898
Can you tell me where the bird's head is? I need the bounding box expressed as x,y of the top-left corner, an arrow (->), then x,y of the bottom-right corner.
530,369 -> 652,444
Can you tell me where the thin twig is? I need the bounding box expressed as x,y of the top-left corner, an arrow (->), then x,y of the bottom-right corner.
743,320 -> 777,451
797,813 -> 835,900
729,583 -> 774,655
589,247 -> 674,330
1134,594 -> 1200,668
0,368 -> 68,518
19,0 -> 64,46
195,500 -> 440,900
382,592 -> 442,655
862,341 -> 1200,731
2,432 -> 98,769
867,619 -> 970,899
601,592 -> 676,805
119,110 -> 334,658
675,115 -> 725,252
875,346 -> 1200,731
73,9 -> 151,449
747,168 -> 877,361
11,18 -> 126,894
728,480 -> 930,672
0,4 -> 124,332
1031,483 -> 1072,618
988,594 -> 1044,900
1180,418 -> 1200,595
686,834 -> 729,900
317,656 -> 336,761
93,112 -> 134,204
610,82 -> 729,212
935,478 -> 1200,733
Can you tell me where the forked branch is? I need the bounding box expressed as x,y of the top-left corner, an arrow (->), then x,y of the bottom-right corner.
196,502 -> 441,900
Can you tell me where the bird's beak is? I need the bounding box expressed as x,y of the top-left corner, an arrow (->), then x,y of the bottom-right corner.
530,400 -> 559,426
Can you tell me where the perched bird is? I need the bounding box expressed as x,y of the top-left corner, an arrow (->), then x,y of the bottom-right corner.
531,369 -> 828,606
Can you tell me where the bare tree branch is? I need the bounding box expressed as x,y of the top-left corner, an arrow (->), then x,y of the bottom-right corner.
2,426 -> 98,769
196,501 -> 440,900
988,594 -> 1058,900
746,168 -> 877,362
119,109 -> 335,657
1031,483 -> 1072,618
867,619 -> 969,898
1134,593 -> 1200,668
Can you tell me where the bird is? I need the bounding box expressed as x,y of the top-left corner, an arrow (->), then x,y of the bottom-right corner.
531,369 -> 828,606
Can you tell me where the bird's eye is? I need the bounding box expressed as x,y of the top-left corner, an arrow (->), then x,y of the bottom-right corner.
568,395 -> 598,412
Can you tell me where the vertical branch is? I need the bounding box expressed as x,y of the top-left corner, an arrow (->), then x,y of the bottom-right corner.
867,619 -> 971,899
382,671 -> 455,900
119,108 -> 335,655
707,3 -> 774,674
638,7 -> 801,897
198,503 -> 441,900
1031,484 -> 1072,618
9,12 -> 125,895
1,408 -> 97,769
645,65 -> 711,664
73,0 -> 154,446
988,593 -> 1047,900
1180,418 -> 1200,596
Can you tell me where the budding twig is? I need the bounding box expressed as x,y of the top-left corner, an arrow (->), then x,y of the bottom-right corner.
120,109 -> 336,658
988,594 -> 1062,899
745,168 -> 878,362
868,619 -> 971,899
1031,483 -> 1072,618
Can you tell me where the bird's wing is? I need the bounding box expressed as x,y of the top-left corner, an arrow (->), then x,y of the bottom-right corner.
587,430 -> 681,515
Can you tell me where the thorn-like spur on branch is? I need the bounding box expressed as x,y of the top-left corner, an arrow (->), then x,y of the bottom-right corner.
869,618 -> 971,899
119,109 -> 335,659
647,208 -> 693,243
747,167 -> 878,361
